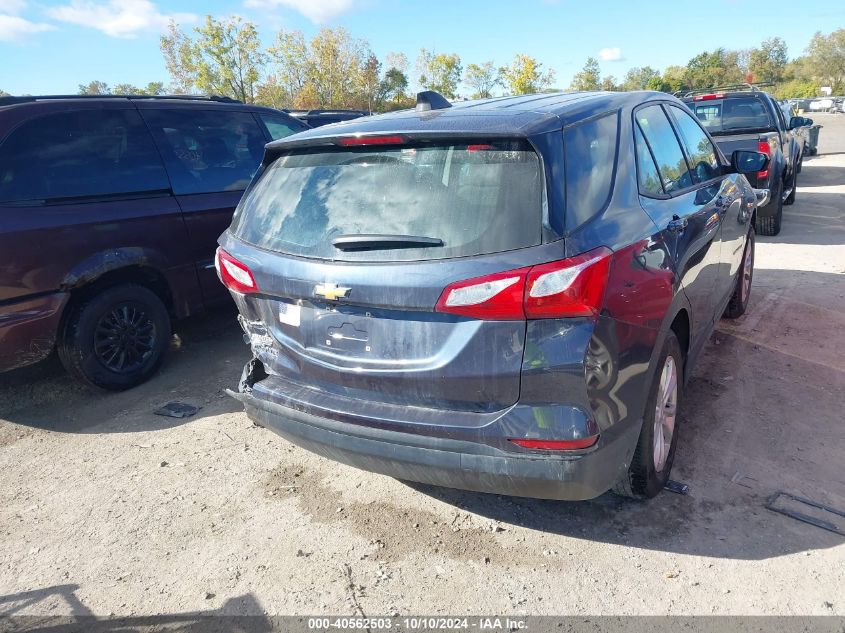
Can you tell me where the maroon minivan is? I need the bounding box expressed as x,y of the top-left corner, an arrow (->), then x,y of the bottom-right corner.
0,94 -> 307,389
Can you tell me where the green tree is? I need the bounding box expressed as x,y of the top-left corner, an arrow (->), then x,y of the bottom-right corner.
267,29 -> 309,107
78,80 -> 110,95
380,67 -> 409,104
308,27 -> 372,109
112,81 -> 166,95
160,17 -> 266,102
464,61 -> 500,98
748,37 -> 788,84
773,79 -> 820,99
358,52 -> 381,112
621,66 -> 659,91
647,65 -> 688,93
601,75 -> 619,91
500,54 -> 554,95
0,89 -> 9,97
416,49 -> 462,99
684,48 -> 744,89
806,29 -> 845,92
570,57 -> 601,91
160,20 -> 196,93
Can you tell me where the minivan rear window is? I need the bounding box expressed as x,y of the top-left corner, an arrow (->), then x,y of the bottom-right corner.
231,140 -> 543,261
691,97 -> 774,134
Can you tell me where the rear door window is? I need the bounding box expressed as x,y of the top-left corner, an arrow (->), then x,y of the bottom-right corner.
563,112 -> 619,229
666,105 -> 721,183
232,139 -> 543,262
0,109 -> 168,204
143,109 -> 266,195
635,105 -> 693,194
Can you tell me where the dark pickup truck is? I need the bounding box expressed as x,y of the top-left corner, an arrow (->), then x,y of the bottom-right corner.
683,88 -> 804,236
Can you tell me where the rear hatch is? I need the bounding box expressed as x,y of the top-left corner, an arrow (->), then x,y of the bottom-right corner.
222,137 -> 549,417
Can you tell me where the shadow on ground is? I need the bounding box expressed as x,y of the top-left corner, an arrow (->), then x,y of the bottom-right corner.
0,306 -> 248,434
0,584 -> 275,631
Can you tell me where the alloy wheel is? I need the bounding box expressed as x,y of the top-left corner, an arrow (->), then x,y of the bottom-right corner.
653,356 -> 678,472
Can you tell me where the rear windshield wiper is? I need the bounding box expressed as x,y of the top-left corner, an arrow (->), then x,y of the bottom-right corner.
331,234 -> 444,252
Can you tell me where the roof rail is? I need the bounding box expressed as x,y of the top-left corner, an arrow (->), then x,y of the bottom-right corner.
0,94 -> 243,106
416,90 -> 451,112
676,82 -> 775,99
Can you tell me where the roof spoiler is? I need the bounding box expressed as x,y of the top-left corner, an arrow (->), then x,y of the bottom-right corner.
416,91 -> 451,112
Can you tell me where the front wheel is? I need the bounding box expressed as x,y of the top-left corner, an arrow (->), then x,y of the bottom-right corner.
613,332 -> 683,499
58,284 -> 171,390
723,228 -> 755,319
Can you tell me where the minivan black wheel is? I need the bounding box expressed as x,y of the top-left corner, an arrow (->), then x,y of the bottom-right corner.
613,332 -> 683,499
58,284 -> 170,390
724,228 -> 754,319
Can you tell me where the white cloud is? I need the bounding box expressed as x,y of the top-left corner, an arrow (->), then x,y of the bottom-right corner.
0,0 -> 27,14
243,0 -> 357,23
46,0 -> 196,38
0,13 -> 55,41
598,47 -> 623,62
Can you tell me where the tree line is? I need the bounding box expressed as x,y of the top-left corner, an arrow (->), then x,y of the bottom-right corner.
61,21 -> 845,108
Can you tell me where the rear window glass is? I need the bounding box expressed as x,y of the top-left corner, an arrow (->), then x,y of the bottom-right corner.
563,112 -> 619,229
231,140 -> 543,262
691,97 -> 773,134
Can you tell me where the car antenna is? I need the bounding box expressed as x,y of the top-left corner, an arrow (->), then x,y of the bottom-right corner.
416,90 -> 452,112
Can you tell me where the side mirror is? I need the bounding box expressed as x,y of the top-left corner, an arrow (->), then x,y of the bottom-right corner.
789,116 -> 801,130
731,150 -> 769,175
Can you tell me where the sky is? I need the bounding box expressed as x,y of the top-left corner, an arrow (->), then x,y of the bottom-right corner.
0,0 -> 842,96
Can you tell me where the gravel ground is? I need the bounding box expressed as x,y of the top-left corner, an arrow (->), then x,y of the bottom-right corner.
1,116 -> 844,619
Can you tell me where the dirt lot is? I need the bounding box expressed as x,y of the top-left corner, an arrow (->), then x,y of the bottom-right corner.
1,115 -> 844,618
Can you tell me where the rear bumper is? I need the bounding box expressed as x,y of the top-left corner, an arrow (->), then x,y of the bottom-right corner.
0,291 -> 68,372
230,386 -> 641,501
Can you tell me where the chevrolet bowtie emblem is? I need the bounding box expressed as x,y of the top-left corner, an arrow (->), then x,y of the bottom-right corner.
314,282 -> 351,301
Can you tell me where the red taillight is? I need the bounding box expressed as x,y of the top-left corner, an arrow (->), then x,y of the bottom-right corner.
336,135 -> 406,146
693,93 -> 724,101
435,267 -> 530,320
510,436 -> 599,451
524,248 -> 612,318
215,248 -> 259,294
434,247 -> 612,321
757,140 -> 771,180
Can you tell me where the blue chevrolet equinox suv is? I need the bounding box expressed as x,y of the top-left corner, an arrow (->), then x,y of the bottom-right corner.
218,90 -> 768,500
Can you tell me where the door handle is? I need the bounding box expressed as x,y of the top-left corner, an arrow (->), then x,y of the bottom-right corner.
667,216 -> 688,233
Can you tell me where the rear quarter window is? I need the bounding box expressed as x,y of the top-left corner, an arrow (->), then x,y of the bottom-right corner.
563,112 -> 619,230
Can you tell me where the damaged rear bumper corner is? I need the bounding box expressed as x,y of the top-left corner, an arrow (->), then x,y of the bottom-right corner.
226,372 -> 639,501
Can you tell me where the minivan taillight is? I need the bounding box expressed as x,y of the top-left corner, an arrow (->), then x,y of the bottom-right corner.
435,247 -> 612,321
216,248 -> 259,294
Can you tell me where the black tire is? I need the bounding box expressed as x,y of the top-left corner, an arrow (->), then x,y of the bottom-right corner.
784,171 -> 797,205
756,181 -> 783,236
723,227 -> 755,319
613,332 -> 683,499
58,284 -> 171,390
